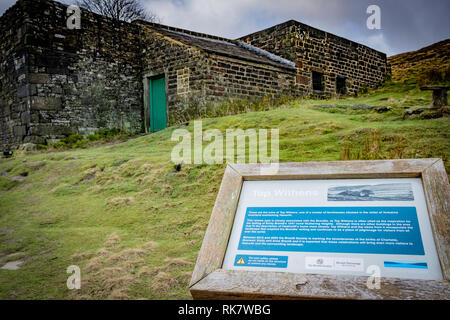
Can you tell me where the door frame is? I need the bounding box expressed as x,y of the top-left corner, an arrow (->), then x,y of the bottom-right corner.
143,71 -> 168,133
336,75 -> 347,95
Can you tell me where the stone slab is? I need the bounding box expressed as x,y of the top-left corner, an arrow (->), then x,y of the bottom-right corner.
1,260 -> 24,270
30,97 -> 62,110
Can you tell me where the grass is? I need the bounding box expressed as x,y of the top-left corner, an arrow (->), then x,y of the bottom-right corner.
0,81 -> 449,300
41,128 -> 135,151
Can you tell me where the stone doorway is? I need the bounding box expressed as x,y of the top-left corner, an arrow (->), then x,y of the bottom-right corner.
336,76 -> 347,95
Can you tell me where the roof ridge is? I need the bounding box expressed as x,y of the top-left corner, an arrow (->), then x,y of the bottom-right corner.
236,41 -> 296,69
133,20 -> 231,43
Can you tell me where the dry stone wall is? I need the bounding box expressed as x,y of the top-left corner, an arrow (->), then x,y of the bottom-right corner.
240,20 -> 388,96
0,0 -> 144,151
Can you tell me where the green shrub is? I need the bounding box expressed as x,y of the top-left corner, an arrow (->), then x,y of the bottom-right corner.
50,142 -> 67,149
62,134 -> 84,145
360,86 -> 369,94
97,128 -> 123,138
49,129 -> 131,150
87,134 -> 101,141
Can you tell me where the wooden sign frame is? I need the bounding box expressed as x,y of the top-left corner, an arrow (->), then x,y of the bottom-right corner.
189,159 -> 450,300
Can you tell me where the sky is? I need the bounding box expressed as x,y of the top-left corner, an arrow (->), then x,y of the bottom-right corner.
1,0 -> 449,56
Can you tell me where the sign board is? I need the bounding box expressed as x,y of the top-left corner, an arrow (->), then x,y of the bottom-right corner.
222,179 -> 442,281
190,159 -> 450,300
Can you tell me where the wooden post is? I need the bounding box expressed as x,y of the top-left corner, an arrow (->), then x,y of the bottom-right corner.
433,88 -> 448,108
420,86 -> 450,109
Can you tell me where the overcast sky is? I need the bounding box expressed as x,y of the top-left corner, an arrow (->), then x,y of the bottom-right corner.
1,0 -> 449,56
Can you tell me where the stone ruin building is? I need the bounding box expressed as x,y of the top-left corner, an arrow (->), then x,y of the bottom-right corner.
0,0 -> 388,153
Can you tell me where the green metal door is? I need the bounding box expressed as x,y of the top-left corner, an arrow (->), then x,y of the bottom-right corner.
149,76 -> 167,132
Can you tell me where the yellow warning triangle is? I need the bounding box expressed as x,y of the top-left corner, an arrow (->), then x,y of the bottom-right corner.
236,257 -> 246,265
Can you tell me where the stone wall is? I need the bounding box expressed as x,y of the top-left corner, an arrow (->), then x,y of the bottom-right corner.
0,0 -> 28,152
240,20 -> 388,96
0,0 -> 144,152
140,26 -> 299,126
208,55 -> 297,100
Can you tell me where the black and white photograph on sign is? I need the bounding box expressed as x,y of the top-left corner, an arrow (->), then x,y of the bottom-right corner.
327,183 -> 415,201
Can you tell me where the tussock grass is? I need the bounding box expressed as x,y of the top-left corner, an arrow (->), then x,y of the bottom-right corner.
107,197 -> 136,209
149,272 -> 178,293
0,81 -> 449,299
65,233 -> 161,299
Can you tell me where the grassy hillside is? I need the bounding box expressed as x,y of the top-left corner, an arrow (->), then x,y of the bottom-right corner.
388,39 -> 450,84
0,80 -> 449,299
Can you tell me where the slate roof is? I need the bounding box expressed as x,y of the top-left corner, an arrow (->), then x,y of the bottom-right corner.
134,21 -> 296,71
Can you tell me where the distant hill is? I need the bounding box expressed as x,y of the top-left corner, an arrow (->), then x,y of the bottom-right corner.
388,39 -> 450,84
